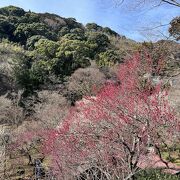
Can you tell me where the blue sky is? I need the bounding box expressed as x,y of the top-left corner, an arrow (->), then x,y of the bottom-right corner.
0,0 -> 179,41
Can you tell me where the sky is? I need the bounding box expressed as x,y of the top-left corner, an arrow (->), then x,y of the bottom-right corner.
0,0 -> 179,41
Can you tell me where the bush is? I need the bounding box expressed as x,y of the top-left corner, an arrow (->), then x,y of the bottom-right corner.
0,96 -> 23,125
34,90 -> 70,128
66,67 -> 105,103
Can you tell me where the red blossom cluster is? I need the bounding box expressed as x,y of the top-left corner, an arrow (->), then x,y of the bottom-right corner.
20,53 -> 179,179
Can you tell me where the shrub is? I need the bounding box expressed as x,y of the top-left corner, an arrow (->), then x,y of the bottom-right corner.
0,96 -> 23,125
66,67 -> 105,103
34,90 -> 70,128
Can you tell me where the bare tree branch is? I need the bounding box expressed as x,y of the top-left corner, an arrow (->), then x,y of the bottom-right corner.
162,0 -> 180,7
113,0 -> 125,7
113,0 -> 180,8
141,23 -> 170,31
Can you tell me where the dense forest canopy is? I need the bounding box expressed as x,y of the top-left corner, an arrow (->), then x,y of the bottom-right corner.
0,6 -> 128,94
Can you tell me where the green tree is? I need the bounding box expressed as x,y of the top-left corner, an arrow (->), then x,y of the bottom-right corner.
0,6 -> 25,17
19,12 -> 40,24
29,59 -> 54,87
86,23 -> 103,32
66,17 -> 83,29
13,51 -> 56,91
26,35 -> 46,50
58,26 -> 70,37
34,39 -> 59,58
14,23 -> 55,44
12,52 -> 33,90
103,27 -> 118,36
65,28 -> 85,40
97,49 -> 120,67
54,38 -> 91,76
0,19 -> 15,39
86,32 -> 110,54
